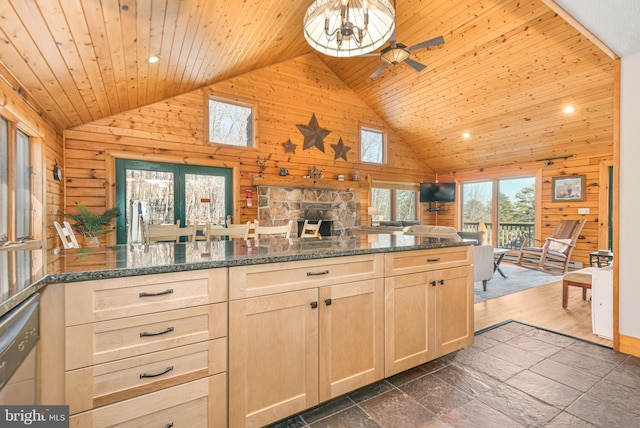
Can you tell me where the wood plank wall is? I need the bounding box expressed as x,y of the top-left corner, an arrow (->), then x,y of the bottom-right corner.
428,153 -> 613,267
62,51 -> 613,267
0,70 -> 64,270
64,54 -> 433,245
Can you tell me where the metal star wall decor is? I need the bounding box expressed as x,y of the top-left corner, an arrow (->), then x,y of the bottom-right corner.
281,138 -> 297,153
296,113 -> 330,153
331,137 -> 351,161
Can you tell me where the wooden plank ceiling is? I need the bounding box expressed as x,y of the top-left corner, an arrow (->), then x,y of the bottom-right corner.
0,0 -> 615,173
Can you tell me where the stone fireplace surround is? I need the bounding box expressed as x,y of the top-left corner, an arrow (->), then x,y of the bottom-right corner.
256,186 -> 361,236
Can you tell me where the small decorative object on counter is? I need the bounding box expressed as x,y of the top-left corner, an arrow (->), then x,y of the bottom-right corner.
353,170 -> 361,181
337,174 -> 345,181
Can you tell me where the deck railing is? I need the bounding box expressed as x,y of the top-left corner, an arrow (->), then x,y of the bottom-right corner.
462,222 -> 534,250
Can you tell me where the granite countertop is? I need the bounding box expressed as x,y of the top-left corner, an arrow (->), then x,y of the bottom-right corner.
0,233 -> 470,317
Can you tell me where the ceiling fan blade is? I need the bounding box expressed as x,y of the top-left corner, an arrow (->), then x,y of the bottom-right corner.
408,35 -> 445,51
404,57 -> 427,72
357,53 -> 383,57
370,63 -> 388,78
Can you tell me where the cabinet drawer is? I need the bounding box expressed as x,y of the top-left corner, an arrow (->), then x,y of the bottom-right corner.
65,269 -> 227,326
66,338 -> 226,414
385,246 -> 472,276
66,303 -> 227,370
70,374 -> 226,428
229,254 -> 384,299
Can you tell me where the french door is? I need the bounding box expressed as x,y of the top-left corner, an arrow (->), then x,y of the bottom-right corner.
461,177 -> 535,249
115,160 -> 233,244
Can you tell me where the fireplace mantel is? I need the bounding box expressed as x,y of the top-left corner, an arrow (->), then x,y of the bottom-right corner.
252,175 -> 369,191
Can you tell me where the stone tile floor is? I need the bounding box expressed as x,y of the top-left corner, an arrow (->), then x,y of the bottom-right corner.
267,321 -> 640,428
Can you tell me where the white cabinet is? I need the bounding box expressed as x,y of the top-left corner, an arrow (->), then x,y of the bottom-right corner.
592,268 -> 613,339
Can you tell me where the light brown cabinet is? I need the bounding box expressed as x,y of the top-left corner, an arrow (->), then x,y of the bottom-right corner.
384,248 -> 474,376
40,269 -> 228,427
229,255 -> 385,428
40,245 -> 474,428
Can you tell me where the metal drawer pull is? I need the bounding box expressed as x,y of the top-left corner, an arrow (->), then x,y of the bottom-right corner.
140,326 -> 174,337
427,258 -> 441,263
166,423 -> 174,428
439,279 -> 445,285
430,281 -> 437,286
310,301 -> 318,309
140,366 -> 174,379
307,270 -> 329,276
325,298 -> 332,306
139,289 -> 174,298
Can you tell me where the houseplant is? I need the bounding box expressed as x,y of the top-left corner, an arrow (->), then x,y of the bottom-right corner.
57,205 -> 120,247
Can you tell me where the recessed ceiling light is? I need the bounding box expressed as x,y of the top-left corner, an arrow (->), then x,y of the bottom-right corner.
147,55 -> 160,64
462,132 -> 471,139
563,105 -> 576,114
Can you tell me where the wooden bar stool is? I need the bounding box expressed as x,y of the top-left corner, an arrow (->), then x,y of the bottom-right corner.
562,268 -> 595,308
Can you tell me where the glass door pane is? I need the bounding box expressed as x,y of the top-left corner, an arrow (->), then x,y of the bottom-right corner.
497,177 -> 536,250
185,174 -> 227,226
125,169 -> 175,243
462,181 -> 493,244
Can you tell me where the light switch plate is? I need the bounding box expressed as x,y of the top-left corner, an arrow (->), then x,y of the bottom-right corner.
578,208 -> 590,214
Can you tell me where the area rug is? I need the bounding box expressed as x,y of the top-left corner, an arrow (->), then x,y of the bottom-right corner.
475,263 -> 561,303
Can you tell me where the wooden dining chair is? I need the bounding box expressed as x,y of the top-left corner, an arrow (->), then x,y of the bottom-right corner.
254,220 -> 294,239
143,220 -> 196,244
300,220 -> 322,238
206,221 -> 252,241
54,220 -> 79,249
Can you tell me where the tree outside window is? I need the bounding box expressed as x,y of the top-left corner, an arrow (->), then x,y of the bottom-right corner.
208,98 -> 254,147
361,127 -> 384,164
371,186 -> 417,222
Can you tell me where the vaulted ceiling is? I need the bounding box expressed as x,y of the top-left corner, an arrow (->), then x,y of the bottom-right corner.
0,0 -> 616,173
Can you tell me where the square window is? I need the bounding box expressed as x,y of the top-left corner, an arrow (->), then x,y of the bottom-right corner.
208,98 -> 254,147
361,128 -> 385,164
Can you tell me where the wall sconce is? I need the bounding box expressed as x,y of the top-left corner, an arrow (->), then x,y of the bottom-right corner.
53,161 -> 62,181
368,206 -> 378,226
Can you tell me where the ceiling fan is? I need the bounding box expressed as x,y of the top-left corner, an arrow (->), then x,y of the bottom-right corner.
361,31 -> 445,78
358,0 -> 444,78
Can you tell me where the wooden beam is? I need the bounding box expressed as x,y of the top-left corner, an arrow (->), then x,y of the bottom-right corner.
540,0 -> 618,59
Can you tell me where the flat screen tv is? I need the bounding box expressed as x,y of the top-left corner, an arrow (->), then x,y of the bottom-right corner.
419,182 -> 456,203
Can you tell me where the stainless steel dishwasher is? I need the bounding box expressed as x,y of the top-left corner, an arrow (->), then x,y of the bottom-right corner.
0,293 -> 40,405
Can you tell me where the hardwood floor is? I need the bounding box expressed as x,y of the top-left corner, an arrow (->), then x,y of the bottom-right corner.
474,266 -> 613,347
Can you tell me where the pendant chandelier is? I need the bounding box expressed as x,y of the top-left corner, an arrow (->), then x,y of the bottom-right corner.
303,0 -> 395,57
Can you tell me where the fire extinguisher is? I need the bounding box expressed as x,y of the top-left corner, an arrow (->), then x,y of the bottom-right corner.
246,190 -> 253,208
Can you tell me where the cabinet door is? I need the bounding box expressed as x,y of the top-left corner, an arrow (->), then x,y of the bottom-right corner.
434,266 -> 474,357
319,279 -> 384,402
384,272 -> 436,377
229,289 -> 319,428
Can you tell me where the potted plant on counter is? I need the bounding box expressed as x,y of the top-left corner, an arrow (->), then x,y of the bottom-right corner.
57,205 -> 120,247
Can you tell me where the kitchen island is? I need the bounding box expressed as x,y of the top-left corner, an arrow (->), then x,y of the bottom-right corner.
36,234 -> 475,427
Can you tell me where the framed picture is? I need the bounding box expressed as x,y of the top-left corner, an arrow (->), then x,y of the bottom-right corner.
552,175 -> 585,201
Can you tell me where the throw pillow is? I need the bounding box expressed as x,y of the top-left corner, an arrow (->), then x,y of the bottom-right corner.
548,238 -> 572,252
